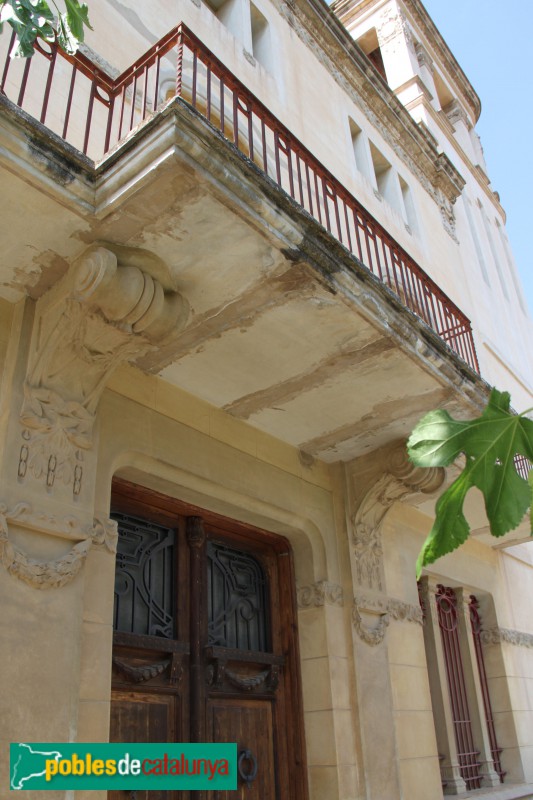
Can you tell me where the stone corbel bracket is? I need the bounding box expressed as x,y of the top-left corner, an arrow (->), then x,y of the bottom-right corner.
19,245 -> 189,491
0,502 -> 118,589
351,442 -> 444,592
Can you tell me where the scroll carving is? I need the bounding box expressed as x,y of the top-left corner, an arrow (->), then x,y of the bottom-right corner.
297,580 -> 343,608
351,443 -> 444,591
91,514 -> 118,554
0,502 -> 118,588
19,245 -> 189,491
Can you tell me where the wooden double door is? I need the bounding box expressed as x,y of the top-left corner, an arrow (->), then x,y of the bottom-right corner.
109,480 -> 308,799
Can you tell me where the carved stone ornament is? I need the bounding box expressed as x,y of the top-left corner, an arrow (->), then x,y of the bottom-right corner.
376,7 -> 414,48
0,502 -> 117,589
296,580 -> 343,608
480,627 -> 533,649
352,593 -> 424,646
444,99 -> 471,130
19,245 -> 189,491
206,661 -> 280,693
351,443 -> 444,592
112,657 -> 171,683
415,42 -> 433,71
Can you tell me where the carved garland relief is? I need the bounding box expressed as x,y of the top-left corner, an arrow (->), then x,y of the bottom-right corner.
0,503 -> 117,589
352,594 -> 424,646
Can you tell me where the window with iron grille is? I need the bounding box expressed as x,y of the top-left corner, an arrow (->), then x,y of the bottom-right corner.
419,579 -> 504,793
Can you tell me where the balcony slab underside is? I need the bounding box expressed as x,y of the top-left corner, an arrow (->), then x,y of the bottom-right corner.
0,94 -> 487,469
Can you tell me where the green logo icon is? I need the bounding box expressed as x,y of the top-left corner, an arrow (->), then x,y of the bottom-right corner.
10,743 -> 237,790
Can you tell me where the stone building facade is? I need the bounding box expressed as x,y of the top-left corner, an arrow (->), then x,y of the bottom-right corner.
0,0 -> 532,798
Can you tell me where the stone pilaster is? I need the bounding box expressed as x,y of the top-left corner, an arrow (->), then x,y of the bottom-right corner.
0,243 -> 189,787
346,442 -> 444,800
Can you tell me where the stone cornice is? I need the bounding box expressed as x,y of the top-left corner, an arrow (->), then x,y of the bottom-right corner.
402,93 -> 505,220
401,0 -> 481,123
274,0 -> 465,208
332,0 -> 481,124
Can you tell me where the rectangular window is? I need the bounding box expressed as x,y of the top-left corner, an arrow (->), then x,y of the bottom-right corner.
419,579 -> 506,792
435,584 -> 483,791
250,3 -> 270,70
399,175 -> 417,232
349,118 -> 371,180
469,596 -> 505,783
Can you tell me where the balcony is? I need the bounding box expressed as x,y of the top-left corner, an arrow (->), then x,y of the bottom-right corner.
0,23 -> 478,373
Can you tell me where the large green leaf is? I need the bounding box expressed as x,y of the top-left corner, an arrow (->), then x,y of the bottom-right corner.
63,0 -> 91,38
408,388 -> 533,577
0,0 -> 91,57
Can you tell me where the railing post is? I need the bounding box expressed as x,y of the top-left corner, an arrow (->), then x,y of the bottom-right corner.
176,26 -> 184,98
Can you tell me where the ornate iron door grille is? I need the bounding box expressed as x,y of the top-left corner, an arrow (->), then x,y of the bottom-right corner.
436,584 -> 482,791
469,596 -> 505,782
113,512 -> 176,638
207,541 -> 270,652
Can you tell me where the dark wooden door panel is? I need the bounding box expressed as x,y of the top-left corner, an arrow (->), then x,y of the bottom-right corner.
110,690 -> 177,743
209,699 -> 276,800
109,691 -> 178,800
109,484 -> 308,800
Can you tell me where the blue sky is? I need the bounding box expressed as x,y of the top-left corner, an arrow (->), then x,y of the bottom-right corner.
421,0 -> 533,316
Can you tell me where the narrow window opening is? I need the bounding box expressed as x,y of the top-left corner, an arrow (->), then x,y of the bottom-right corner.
204,0 -> 240,39
464,196 -> 490,285
349,118 -> 370,179
356,28 -> 386,81
496,220 -> 527,314
436,584 -> 483,791
369,142 -> 393,201
250,3 -> 270,70
434,71 -> 454,110
399,175 -> 417,232
469,596 -> 505,783
478,201 -> 510,301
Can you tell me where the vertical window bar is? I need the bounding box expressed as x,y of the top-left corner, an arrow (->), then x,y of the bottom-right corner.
469,596 -> 506,783
436,585 -> 482,790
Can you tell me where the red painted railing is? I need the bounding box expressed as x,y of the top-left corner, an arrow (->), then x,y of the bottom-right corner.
0,24 -> 479,372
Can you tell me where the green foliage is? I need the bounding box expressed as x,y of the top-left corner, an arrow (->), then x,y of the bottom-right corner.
408,388 -> 533,578
0,0 -> 91,58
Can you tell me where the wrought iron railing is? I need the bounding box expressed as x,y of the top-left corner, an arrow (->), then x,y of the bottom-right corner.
0,24 -> 479,372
